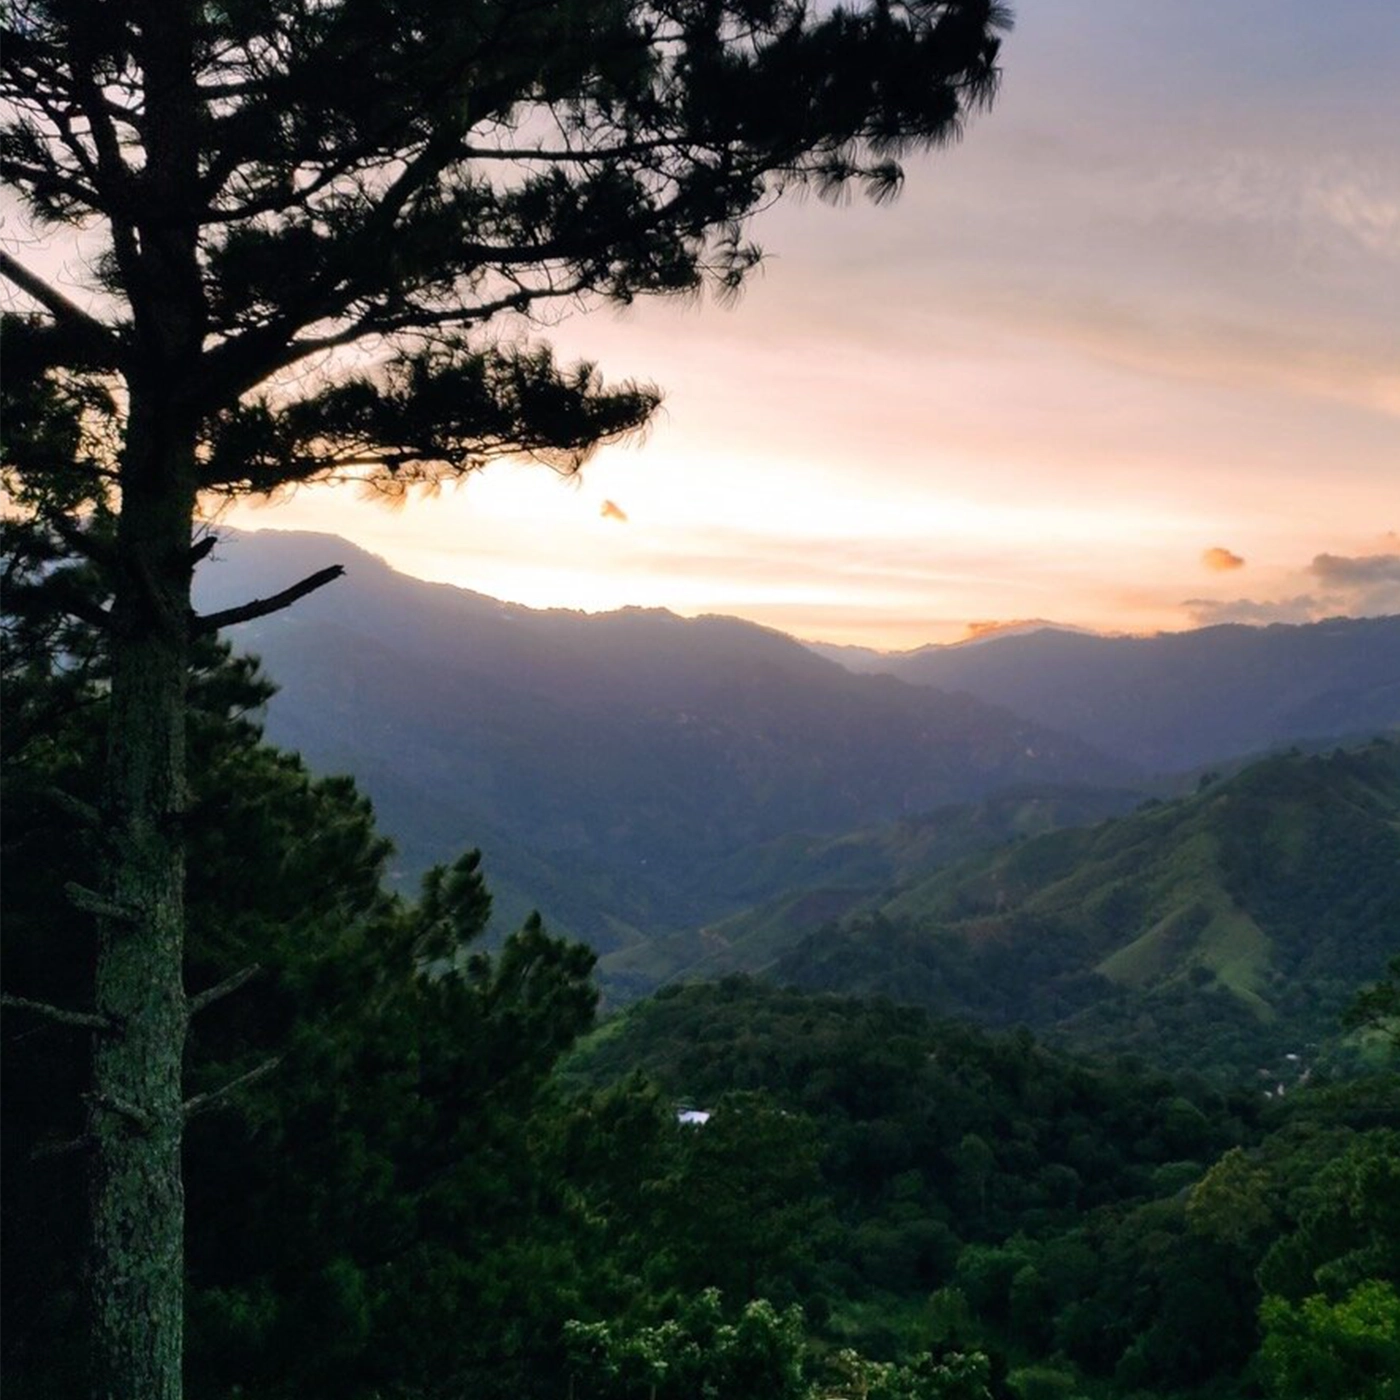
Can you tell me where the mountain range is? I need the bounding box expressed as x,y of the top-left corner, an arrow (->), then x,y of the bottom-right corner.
196,529 -> 1128,947
198,528 -> 1399,1035
810,616 -> 1400,772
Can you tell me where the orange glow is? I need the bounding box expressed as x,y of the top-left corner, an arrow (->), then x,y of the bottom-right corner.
217,1 -> 1399,649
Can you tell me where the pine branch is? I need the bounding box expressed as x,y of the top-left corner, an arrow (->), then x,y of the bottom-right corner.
188,964 -> 262,1016
201,285 -> 547,406
2,991 -> 114,1032
60,593 -> 113,632
32,1132 -> 100,1161
64,881 -> 137,923
183,1057 -> 281,1118
189,534 -> 218,567
0,251 -> 117,352
44,509 -> 117,569
192,564 -> 344,633
85,1092 -> 155,1134
62,30 -> 144,290
41,785 -> 102,828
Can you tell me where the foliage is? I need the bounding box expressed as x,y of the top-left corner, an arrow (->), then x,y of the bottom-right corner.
1003,1366 -> 1082,1400
1256,1129 -> 1400,1302
1345,955 -> 1400,1052
0,606 -> 599,1397
819,1346 -> 995,1400
1185,1146 -> 1275,1249
562,1297 -> 998,1400
565,1291 -> 810,1400
1258,1281 -> 1400,1400
563,976 -> 1400,1396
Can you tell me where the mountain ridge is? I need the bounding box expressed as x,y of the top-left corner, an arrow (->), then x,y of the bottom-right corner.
810,614 -> 1400,771
196,529 -> 1132,946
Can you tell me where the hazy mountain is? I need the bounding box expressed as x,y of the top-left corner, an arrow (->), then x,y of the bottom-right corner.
772,741 -> 1400,1077
812,619 -> 1098,669
810,618 -> 1400,772
196,529 -> 1130,948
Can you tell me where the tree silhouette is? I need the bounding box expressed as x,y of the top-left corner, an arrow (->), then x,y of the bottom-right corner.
1,3 -> 1010,1394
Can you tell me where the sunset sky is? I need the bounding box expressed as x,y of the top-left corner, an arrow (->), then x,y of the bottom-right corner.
213,0 -> 1397,648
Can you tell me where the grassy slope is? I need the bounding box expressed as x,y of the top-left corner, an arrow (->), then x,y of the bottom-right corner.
595,785 -> 1143,998
770,740 -> 1400,1076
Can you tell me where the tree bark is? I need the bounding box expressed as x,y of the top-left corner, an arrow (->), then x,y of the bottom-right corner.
85,7 -> 205,1393
88,412 -> 196,1400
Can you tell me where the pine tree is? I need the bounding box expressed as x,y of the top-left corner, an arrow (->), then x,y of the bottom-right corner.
2,538 -> 601,1396
1,4 -> 1009,1394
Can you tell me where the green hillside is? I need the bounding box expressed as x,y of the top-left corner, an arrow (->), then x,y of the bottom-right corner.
773,741 -> 1400,1078
596,785 -> 1141,999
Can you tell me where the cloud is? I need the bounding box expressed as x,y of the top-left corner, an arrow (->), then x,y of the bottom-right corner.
961,618 -> 1056,642
1308,551 -> 1400,586
1184,550 -> 1400,628
1309,550 -> 1400,616
599,499 -> 629,523
1182,595 -> 1321,627
1202,546 -> 1246,572
1305,174 -> 1400,259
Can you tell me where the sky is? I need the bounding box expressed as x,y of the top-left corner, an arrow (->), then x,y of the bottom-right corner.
105,4 -> 1400,645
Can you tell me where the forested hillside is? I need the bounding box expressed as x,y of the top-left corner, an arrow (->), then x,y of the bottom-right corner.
564,978 -> 1400,1399
598,784 -> 1144,999
774,743 -> 1400,1078
5,545 -> 1398,1399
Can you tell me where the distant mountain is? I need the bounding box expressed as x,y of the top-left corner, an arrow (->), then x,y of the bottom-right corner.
812,619 -> 1100,669
196,530 -> 1129,948
810,618 -> 1400,772
772,742 -> 1400,1078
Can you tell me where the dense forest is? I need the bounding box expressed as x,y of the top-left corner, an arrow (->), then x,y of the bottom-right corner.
5,563 -> 1397,1397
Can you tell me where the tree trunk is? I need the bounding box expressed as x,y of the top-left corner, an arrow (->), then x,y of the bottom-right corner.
85,8 -> 205,1393
87,412 -> 196,1400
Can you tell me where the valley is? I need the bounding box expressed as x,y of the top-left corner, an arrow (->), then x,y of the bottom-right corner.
199,528 -> 1400,1079
8,522 -> 1397,1400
